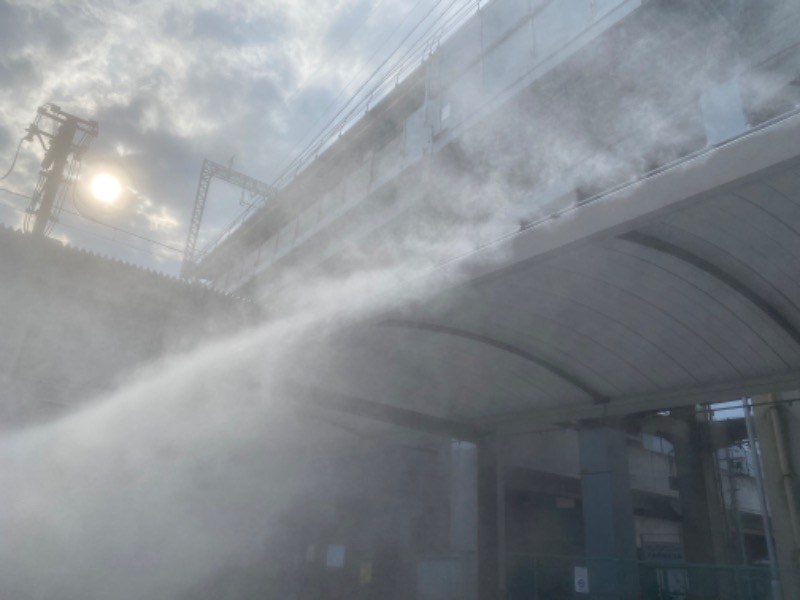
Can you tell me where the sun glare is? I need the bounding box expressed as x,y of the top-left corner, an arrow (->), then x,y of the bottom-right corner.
90,173 -> 122,204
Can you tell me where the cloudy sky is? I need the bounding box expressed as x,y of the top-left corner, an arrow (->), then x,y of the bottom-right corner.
0,0 -> 470,274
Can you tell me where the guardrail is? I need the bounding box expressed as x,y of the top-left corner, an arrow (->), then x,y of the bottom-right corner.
193,0 -> 484,265
507,554 -> 799,600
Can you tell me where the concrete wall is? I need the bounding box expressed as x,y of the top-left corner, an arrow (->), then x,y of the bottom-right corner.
0,226 -> 256,429
503,428 -> 679,498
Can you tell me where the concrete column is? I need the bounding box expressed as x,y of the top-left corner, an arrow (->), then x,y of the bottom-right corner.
644,412 -> 741,598
477,439 -> 501,600
450,440 -> 478,600
753,394 -> 800,599
449,438 -> 503,600
579,427 -> 639,600
671,421 -> 730,565
670,417 -> 734,600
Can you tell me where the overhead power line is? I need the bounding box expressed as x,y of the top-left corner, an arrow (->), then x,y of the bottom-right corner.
278,0 -> 461,186
276,0 -> 432,176
0,187 -> 183,256
197,0 -> 480,261
0,136 -> 27,182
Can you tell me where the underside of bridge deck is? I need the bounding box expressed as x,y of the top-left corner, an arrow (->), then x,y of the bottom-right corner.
286,110 -> 800,436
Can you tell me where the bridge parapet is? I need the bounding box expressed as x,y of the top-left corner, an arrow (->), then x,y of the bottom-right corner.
195,0 -> 800,301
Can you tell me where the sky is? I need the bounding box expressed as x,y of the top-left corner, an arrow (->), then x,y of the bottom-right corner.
0,0 -> 468,275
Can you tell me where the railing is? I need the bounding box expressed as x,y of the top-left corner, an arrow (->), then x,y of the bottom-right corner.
202,0 -> 642,285
193,0 -> 485,266
506,554 -> 800,600
203,0 -> 800,295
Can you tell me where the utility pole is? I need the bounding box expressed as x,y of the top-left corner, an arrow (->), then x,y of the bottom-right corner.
23,104 -> 98,237
31,116 -> 77,236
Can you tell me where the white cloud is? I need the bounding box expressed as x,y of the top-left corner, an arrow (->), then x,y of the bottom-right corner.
0,0 -> 432,272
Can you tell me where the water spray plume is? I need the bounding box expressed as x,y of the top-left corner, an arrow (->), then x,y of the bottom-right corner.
0,1 -> 796,598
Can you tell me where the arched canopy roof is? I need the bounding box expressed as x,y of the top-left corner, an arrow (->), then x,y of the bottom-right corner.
292,112 -> 800,439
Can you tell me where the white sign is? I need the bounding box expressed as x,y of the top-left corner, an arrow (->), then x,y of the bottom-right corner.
574,566 -> 590,594
326,544 -> 346,568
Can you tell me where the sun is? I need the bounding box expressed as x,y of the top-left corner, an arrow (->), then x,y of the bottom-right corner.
90,173 -> 122,204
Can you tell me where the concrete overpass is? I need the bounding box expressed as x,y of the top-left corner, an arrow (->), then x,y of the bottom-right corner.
300,109 -> 800,432
263,103 -> 800,600
186,1 -> 800,597
190,0 -> 800,432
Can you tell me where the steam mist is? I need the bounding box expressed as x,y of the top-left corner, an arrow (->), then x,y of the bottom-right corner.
1,1 -> 797,598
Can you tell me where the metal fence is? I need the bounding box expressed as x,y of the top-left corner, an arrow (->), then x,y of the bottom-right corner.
506,554 -> 800,600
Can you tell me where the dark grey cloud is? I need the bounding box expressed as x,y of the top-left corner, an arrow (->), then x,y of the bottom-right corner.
246,75 -> 284,108
160,5 -> 182,37
92,99 -> 205,207
38,4 -> 76,55
0,56 -> 39,89
0,1 -> 29,52
0,125 -> 14,150
191,7 -> 287,47
0,1 -> 76,56
323,0 -> 374,48
93,124 -> 197,193
186,70 -> 274,119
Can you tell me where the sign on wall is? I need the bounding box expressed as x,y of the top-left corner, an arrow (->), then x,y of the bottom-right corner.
574,566 -> 590,594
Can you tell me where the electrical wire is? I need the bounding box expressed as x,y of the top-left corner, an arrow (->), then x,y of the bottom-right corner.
70,212 -> 184,254
341,0 -> 475,117
280,0 -> 459,182
0,136 -> 27,182
198,0 -> 477,261
0,186 -> 32,202
185,0 -> 396,254
276,0 -> 475,187
282,0 -> 391,109
0,187 -> 184,255
55,217 -> 181,260
275,0 -> 433,176
0,194 -> 170,259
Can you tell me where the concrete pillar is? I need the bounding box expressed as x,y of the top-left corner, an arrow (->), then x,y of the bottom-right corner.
644,411 -> 739,598
448,438 -> 504,600
579,427 -> 639,600
450,440 -> 478,600
644,412 -> 732,569
753,394 -> 800,599
477,438 -> 502,600
672,421 -> 729,564
670,417 -> 734,599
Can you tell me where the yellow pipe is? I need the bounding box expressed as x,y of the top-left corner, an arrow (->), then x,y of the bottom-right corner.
768,402 -> 800,564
